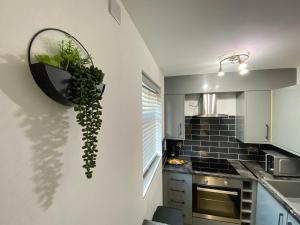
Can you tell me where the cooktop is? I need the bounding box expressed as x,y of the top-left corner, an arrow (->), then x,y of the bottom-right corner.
191,157 -> 239,175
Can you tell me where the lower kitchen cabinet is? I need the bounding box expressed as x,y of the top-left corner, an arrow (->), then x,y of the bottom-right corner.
287,213 -> 300,225
256,183 -> 288,225
163,172 -> 192,224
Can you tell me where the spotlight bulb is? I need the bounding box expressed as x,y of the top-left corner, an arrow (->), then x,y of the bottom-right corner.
218,70 -> 225,77
239,63 -> 248,70
240,68 -> 249,75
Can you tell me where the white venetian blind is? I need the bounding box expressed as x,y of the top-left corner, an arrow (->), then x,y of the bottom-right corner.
142,82 -> 161,174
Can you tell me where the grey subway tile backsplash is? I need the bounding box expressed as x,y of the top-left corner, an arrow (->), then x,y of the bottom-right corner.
220,142 -> 239,148
181,116 -> 261,161
168,115 -> 287,162
210,147 -> 229,153
192,146 -> 209,152
210,135 -> 228,142
220,153 -> 239,159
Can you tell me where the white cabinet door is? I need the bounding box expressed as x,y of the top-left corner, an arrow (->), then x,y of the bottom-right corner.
256,183 -> 288,225
165,95 -> 185,140
236,91 -> 271,143
272,85 -> 300,156
287,213 -> 300,225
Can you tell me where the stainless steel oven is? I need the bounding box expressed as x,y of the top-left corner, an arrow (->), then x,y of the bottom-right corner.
192,175 -> 242,224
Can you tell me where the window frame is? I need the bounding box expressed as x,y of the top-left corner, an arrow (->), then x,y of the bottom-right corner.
142,71 -> 162,197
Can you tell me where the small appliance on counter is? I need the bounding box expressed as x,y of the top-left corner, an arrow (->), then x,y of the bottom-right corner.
165,140 -> 182,158
264,150 -> 300,177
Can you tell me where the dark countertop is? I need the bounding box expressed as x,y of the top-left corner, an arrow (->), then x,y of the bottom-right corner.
243,161 -> 300,223
163,156 -> 256,180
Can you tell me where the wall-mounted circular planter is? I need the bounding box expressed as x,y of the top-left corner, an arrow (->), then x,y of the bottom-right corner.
28,28 -> 105,106
30,62 -> 74,106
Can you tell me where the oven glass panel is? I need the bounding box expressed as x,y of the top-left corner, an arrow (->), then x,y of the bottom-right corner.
193,185 -> 241,220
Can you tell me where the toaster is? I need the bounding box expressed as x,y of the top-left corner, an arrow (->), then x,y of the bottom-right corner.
264,150 -> 300,177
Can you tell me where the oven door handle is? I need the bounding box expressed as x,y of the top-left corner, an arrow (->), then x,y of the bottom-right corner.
197,187 -> 239,196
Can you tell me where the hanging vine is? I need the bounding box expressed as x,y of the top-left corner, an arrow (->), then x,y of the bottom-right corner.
35,39 -> 105,178
70,64 -> 104,178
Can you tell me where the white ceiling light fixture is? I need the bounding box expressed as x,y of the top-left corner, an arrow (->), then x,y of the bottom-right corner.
218,62 -> 225,76
217,50 -> 250,76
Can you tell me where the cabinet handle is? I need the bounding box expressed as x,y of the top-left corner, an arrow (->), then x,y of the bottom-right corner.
169,188 -> 185,193
265,124 -> 269,140
179,123 -> 182,137
170,199 -> 185,205
170,178 -> 185,182
278,213 -> 284,225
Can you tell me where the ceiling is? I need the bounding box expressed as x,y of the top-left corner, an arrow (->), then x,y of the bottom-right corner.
122,0 -> 300,76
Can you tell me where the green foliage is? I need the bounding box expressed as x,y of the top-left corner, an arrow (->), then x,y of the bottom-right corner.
35,39 -> 105,179
34,39 -> 90,70
34,54 -> 62,68
70,64 -> 104,178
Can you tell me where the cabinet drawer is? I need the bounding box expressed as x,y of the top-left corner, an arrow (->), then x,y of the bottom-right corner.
164,172 -> 192,190
166,188 -> 192,207
163,172 -> 192,212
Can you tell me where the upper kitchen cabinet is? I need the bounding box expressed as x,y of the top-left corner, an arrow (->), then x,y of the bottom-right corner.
272,85 -> 300,156
165,94 -> 185,140
236,90 -> 271,143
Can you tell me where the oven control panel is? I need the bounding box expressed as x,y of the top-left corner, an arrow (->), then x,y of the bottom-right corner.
192,175 -> 242,189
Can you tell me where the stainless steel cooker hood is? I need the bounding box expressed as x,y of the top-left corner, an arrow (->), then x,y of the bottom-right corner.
197,93 -> 228,117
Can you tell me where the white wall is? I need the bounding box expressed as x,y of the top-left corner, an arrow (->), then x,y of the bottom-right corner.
0,1 -> 164,225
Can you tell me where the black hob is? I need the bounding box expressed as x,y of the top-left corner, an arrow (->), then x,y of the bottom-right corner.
191,157 -> 239,175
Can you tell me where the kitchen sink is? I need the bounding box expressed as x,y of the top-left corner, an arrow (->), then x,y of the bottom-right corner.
266,179 -> 300,198
266,179 -> 300,210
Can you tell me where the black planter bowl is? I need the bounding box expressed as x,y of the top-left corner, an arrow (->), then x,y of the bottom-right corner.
30,63 -> 105,106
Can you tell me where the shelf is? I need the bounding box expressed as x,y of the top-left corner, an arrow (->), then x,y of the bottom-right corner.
242,189 -> 253,193
242,209 -> 252,213
242,199 -> 252,203
243,181 -> 253,190
242,192 -> 252,200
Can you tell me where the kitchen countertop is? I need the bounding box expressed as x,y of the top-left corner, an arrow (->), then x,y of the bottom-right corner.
243,161 -> 300,223
163,156 -> 256,180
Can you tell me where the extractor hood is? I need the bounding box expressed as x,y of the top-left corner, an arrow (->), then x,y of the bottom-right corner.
197,93 -> 228,117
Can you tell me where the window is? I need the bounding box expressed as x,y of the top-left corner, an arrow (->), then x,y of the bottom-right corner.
142,73 -> 162,196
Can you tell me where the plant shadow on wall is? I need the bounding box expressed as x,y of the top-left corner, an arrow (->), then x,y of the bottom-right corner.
0,54 -> 69,209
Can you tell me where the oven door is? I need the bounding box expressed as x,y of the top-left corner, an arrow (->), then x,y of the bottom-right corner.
193,184 -> 241,224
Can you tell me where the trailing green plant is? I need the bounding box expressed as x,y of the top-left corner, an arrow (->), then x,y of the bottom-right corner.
70,64 -> 104,178
35,39 -> 105,178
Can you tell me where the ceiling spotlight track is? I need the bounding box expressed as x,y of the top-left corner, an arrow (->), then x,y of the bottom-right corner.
217,50 -> 250,76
